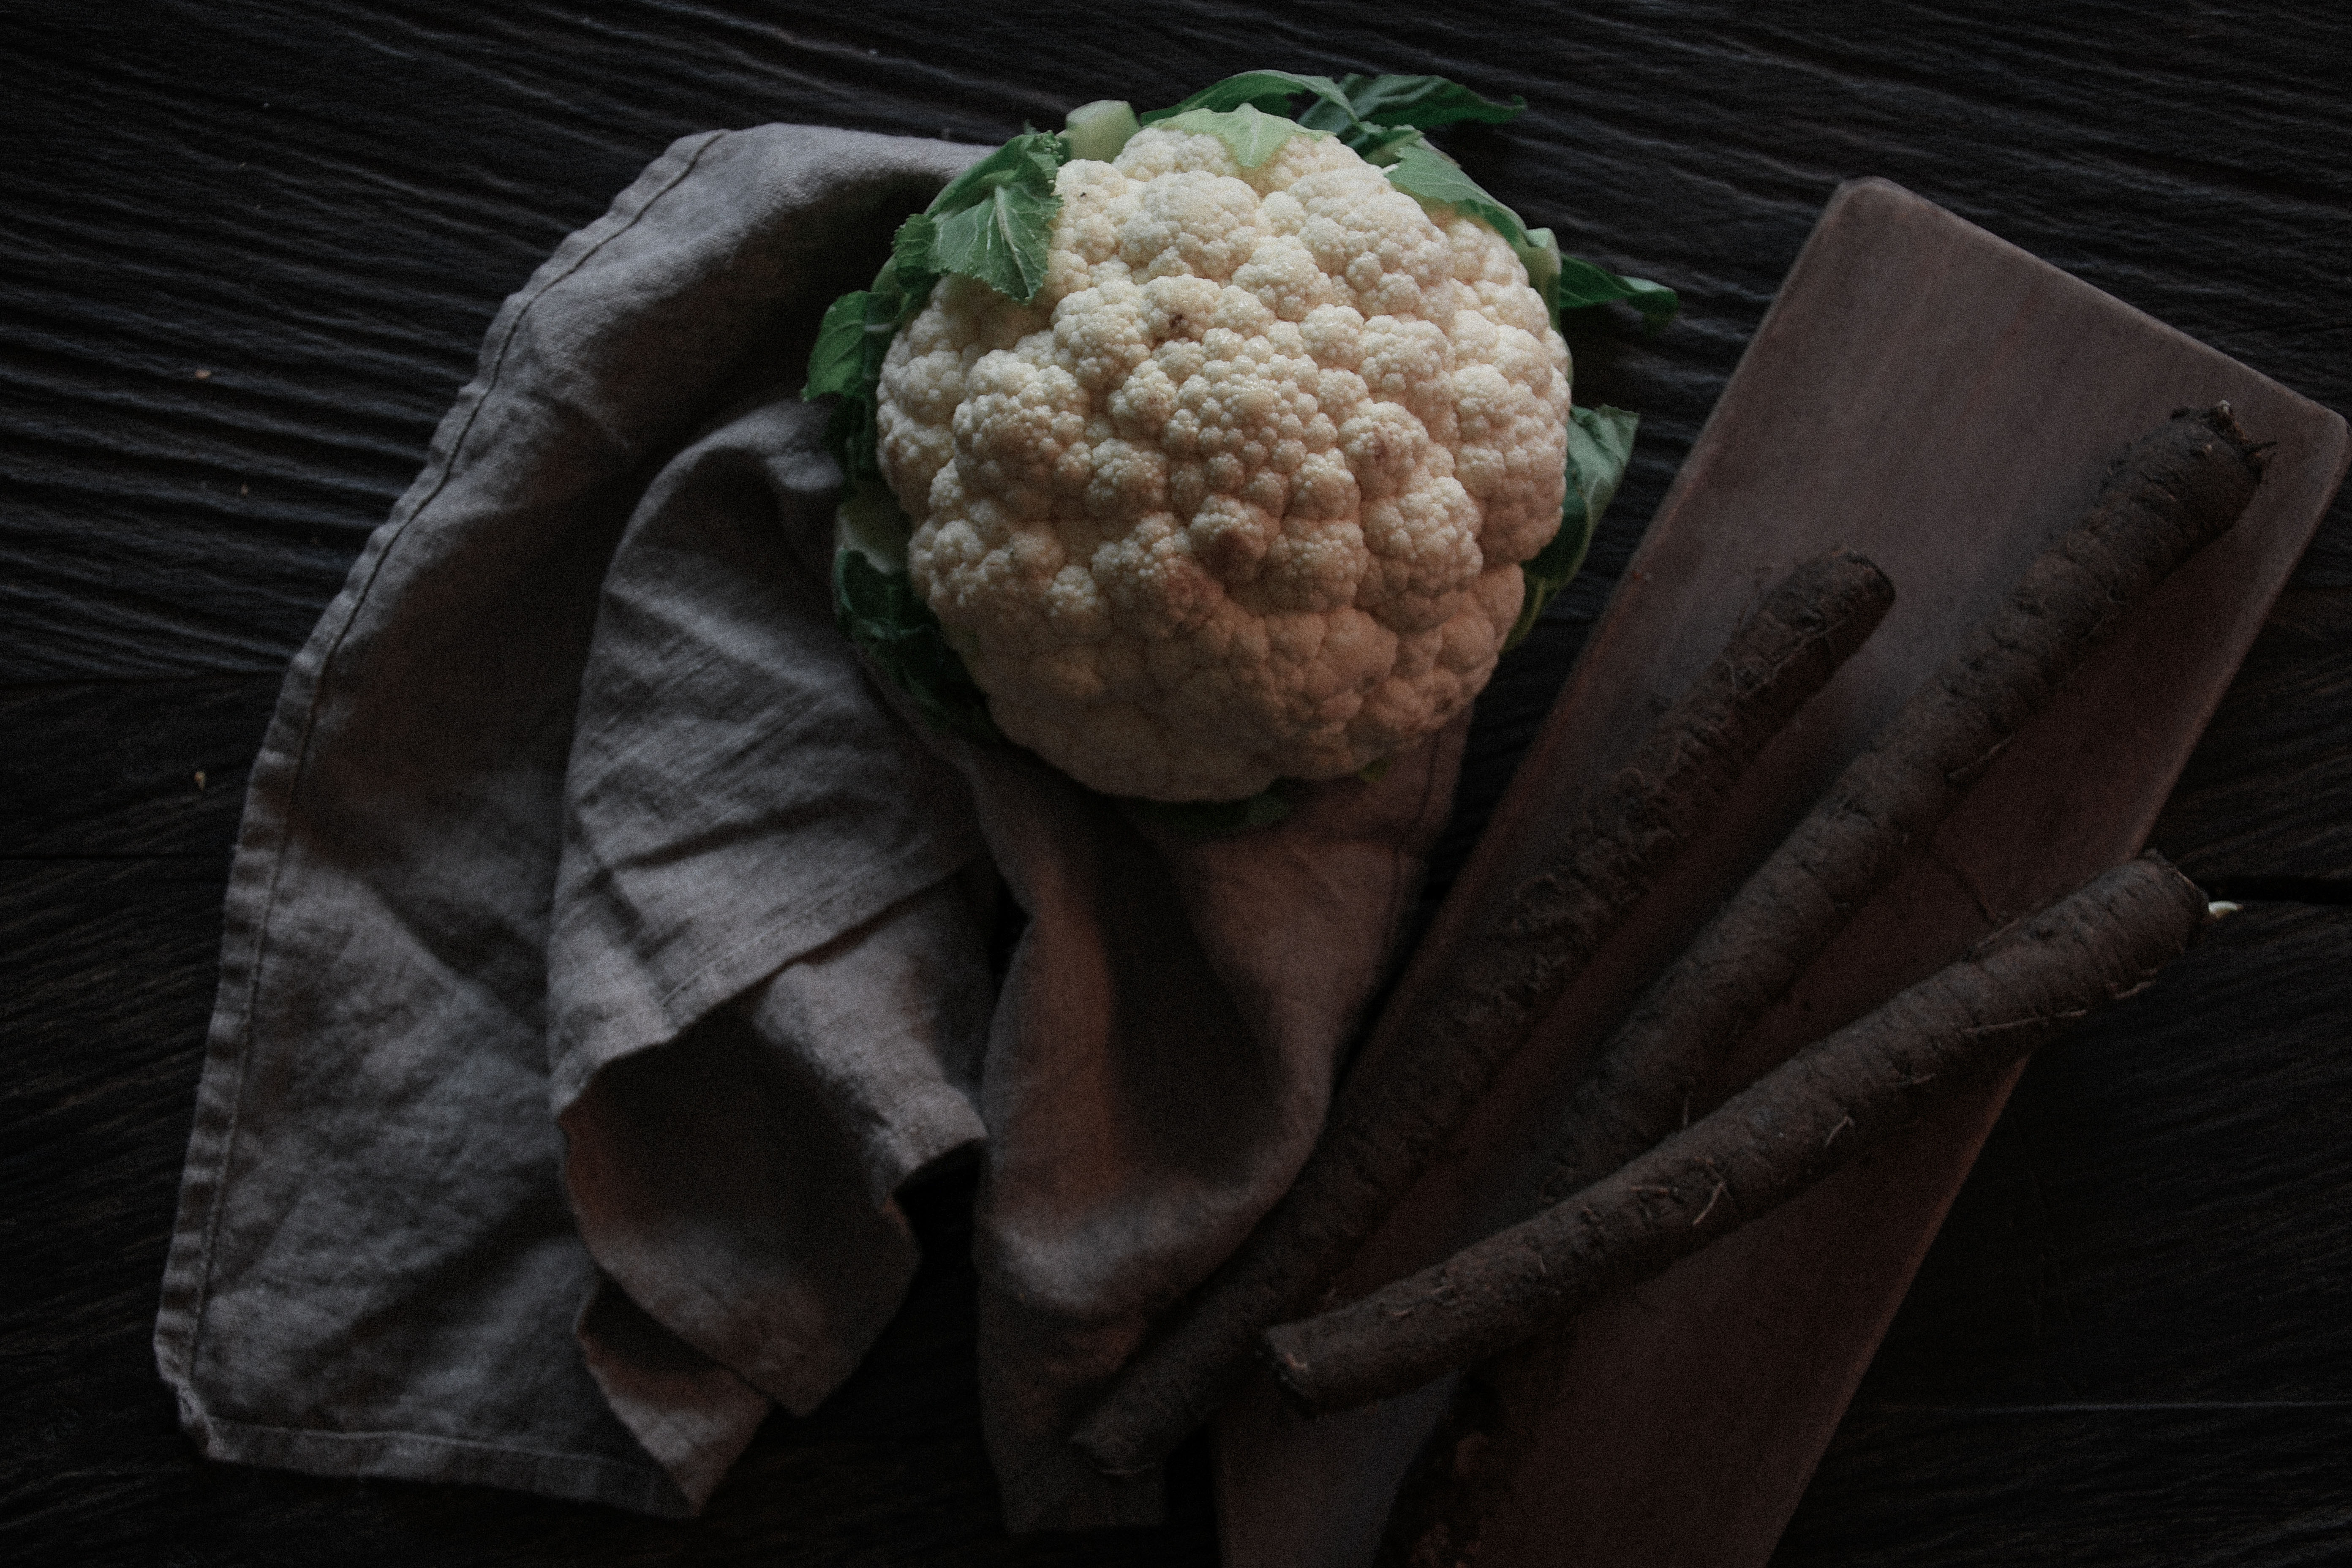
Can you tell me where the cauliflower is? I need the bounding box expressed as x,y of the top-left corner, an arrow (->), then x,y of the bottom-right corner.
874,125 -> 1573,803
809,74 -> 1676,815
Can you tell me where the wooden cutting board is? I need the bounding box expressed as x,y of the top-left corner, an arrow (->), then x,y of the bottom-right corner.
1212,177 -> 2349,1568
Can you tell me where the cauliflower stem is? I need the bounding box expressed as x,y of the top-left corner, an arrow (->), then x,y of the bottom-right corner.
806,71 -> 1677,825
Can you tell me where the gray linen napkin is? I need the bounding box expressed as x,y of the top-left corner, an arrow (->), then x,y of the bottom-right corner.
155,122 -> 1464,1530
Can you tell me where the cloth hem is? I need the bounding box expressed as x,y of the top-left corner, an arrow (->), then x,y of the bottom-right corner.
178,1403 -> 692,1518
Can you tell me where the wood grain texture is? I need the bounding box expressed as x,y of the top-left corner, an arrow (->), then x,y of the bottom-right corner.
2152,587 -> 2352,883
1782,904 -> 2352,1566
3,0 -> 2347,1563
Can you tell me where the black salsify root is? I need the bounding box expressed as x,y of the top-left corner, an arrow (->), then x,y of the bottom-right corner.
1067,550 -> 1897,1476
1320,406 -> 2265,1568
1262,852 -> 2210,1415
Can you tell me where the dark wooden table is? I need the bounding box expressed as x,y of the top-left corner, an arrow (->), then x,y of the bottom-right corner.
6,4 -> 2346,1563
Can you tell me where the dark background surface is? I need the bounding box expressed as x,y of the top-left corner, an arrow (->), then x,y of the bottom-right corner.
4,2 -> 2346,1562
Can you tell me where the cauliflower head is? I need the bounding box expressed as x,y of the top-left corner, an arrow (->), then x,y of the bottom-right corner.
873,124 -> 1573,803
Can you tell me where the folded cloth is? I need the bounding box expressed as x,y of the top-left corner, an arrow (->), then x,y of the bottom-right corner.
155,122 -> 1465,1530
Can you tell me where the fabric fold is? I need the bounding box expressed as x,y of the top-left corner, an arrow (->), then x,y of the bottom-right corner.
155,121 -> 1472,1532
946,721 -> 1467,1529
155,124 -> 992,1519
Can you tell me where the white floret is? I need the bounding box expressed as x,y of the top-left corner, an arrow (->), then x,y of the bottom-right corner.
881,126 -> 1573,802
